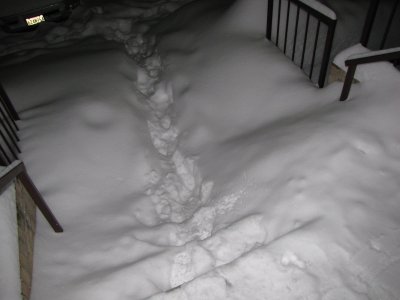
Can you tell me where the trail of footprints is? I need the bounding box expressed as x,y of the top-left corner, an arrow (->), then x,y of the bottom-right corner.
129,41 -> 214,224
123,35 -> 274,292
60,12 -> 272,293
34,5 -> 400,297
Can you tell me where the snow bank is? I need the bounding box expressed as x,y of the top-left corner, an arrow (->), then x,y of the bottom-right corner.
334,43 -> 400,82
1,0 -> 400,299
159,0 -> 331,150
150,44 -> 400,296
154,0 -> 400,298
213,0 -> 267,35
0,176 -> 21,300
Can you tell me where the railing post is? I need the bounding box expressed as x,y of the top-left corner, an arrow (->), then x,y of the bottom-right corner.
360,0 -> 380,47
266,0 -> 274,40
340,64 -> 357,101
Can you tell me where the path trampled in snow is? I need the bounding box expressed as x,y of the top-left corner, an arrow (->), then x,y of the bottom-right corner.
2,2 -> 260,299
1,0 -> 400,299
124,23 -> 265,292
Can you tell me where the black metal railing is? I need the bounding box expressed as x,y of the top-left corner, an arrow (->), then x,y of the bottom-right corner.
0,160 -> 63,232
266,0 -> 336,87
361,0 -> 400,50
0,83 -> 63,232
340,47 -> 400,101
0,83 -> 21,165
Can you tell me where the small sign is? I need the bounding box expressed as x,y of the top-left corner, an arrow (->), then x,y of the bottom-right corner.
26,15 -> 45,26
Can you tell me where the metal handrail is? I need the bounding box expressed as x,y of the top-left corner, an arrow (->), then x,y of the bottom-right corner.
266,0 -> 337,87
0,160 -> 63,232
340,47 -> 400,101
0,84 -> 62,232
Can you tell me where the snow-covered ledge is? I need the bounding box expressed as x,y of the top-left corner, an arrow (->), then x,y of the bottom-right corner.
328,44 -> 368,84
0,166 -> 36,300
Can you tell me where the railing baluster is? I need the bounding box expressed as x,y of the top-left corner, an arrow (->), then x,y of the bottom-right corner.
309,20 -> 321,79
0,82 -> 21,167
319,20 -> 336,87
0,103 -> 19,142
266,0 -> 274,39
284,0 -> 291,54
300,12 -> 310,69
0,144 -> 11,165
0,98 -> 19,132
292,6 -> 300,61
0,127 -> 18,160
276,0 -> 282,46
379,0 -> 399,49
360,0 -> 379,47
266,0 -> 336,87
0,154 -> 7,166
0,83 -> 20,122
0,114 -> 20,153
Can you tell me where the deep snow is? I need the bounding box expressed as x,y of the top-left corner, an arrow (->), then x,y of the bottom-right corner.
1,0 -> 400,299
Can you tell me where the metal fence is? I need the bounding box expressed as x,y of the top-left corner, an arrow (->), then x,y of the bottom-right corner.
0,84 -> 63,232
0,160 -> 63,232
0,83 -> 20,165
266,0 -> 336,87
361,0 -> 400,50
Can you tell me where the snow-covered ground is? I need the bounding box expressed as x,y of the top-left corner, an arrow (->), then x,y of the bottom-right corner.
1,0 -> 400,299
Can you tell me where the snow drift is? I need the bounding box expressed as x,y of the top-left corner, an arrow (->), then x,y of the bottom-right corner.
0,0 -> 400,299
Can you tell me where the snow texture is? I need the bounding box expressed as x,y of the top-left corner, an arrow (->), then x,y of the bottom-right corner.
1,0 -> 400,299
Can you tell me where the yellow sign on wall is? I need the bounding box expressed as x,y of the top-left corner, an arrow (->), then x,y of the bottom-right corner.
26,15 -> 45,26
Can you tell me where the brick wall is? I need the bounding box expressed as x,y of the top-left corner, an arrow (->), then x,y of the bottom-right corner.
328,63 -> 359,84
16,179 -> 36,300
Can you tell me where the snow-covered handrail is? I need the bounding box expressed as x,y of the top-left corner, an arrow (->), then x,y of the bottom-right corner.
0,160 -> 63,232
340,47 -> 400,101
346,47 -> 400,65
299,0 -> 336,20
